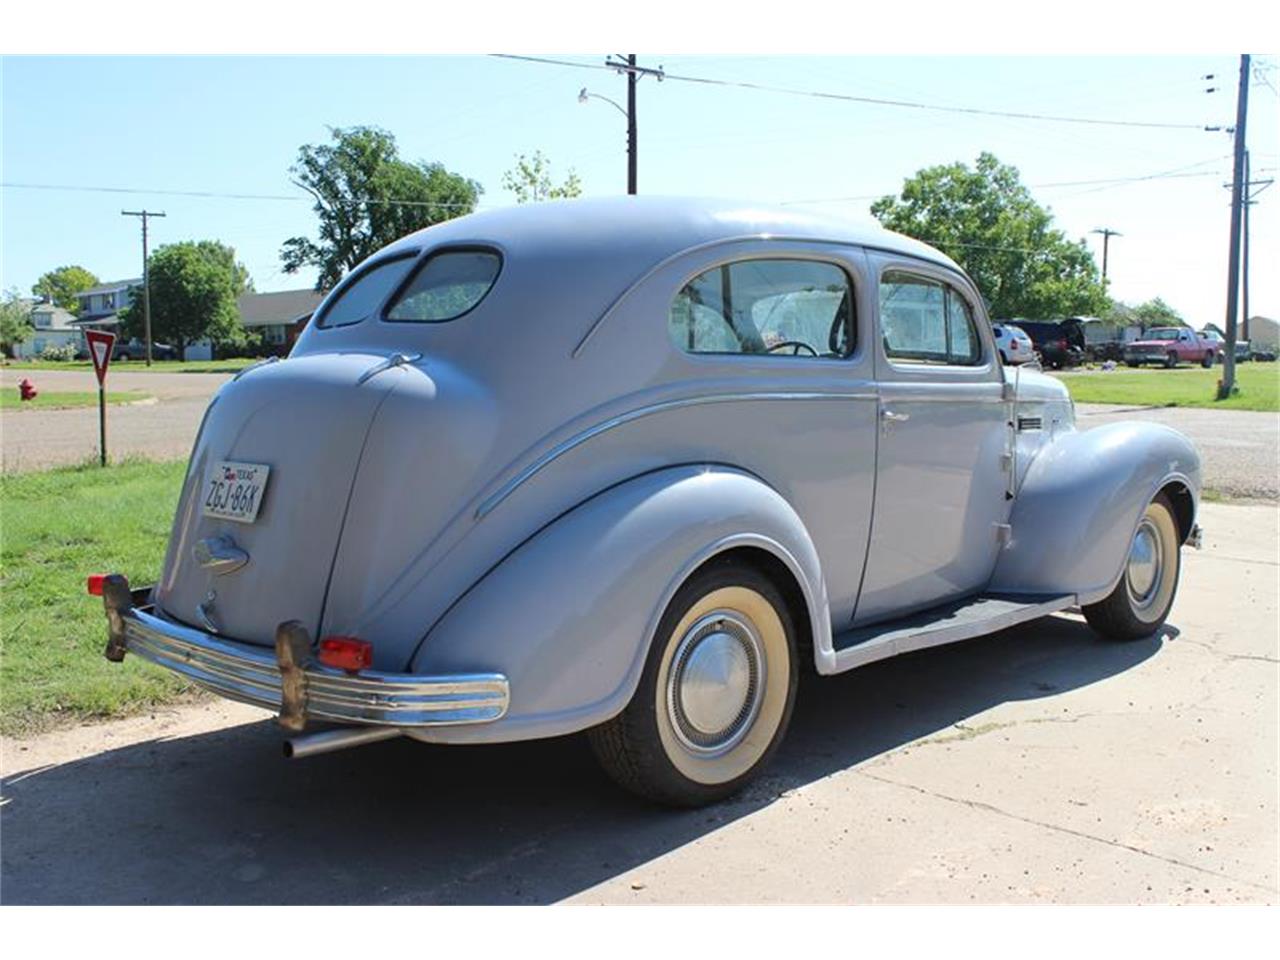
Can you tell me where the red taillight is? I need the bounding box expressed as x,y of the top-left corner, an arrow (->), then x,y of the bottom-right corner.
87,573 -> 107,596
318,636 -> 373,673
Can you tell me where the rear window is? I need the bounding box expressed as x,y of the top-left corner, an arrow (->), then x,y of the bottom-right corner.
386,250 -> 501,323
316,256 -> 416,329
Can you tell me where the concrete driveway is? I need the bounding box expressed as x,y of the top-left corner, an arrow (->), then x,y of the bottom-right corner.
2,501 -> 1274,905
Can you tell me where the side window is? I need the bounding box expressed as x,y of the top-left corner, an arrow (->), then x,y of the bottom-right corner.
668,259 -> 854,359
880,271 -> 983,366
316,256 -> 416,329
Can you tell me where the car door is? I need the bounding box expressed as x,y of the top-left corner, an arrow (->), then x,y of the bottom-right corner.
852,257 -> 1012,626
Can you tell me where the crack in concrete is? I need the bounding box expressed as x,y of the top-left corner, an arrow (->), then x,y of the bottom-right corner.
1176,636 -> 1280,665
857,770 -> 1279,895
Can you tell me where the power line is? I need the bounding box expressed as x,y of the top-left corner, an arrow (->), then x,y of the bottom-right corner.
491,53 -> 1210,131
779,162 -> 1230,206
0,181 -> 482,209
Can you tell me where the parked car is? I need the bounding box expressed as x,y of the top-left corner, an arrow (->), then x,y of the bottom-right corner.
113,337 -> 178,361
1125,327 -> 1216,368
90,198 -> 1202,806
991,322 -> 1035,365
1251,347 -> 1277,362
1013,320 -> 1085,369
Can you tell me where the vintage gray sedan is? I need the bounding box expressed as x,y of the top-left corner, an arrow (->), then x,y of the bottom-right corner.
93,198 -> 1202,806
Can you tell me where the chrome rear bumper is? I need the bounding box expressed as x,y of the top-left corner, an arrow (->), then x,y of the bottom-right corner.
99,577 -> 508,729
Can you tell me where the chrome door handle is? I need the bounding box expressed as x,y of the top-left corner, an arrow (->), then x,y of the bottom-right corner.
881,410 -> 910,422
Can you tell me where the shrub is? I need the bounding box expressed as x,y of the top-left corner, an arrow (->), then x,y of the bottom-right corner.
39,342 -> 79,362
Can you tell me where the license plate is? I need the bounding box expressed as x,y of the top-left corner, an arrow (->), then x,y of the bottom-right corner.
202,461 -> 270,524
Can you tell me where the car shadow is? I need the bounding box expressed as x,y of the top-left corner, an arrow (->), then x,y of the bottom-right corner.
0,614 -> 1171,905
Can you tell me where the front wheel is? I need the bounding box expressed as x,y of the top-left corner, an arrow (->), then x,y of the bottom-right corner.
588,558 -> 798,806
1164,352 -> 1178,368
1083,493 -> 1181,641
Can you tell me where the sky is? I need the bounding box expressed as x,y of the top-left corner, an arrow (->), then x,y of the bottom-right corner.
2,54 -> 1276,325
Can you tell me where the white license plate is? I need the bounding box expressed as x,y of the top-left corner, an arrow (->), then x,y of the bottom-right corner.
202,461 -> 270,524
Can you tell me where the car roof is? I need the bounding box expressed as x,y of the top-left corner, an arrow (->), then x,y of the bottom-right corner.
377,196 -> 962,273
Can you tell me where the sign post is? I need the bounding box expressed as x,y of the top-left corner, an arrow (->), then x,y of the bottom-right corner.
85,330 -> 116,467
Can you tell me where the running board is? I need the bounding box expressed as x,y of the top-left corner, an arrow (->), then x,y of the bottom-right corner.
829,593 -> 1076,673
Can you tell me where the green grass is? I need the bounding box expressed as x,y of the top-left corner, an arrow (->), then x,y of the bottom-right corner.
0,390 -> 152,410
0,458 -> 197,734
1057,364 -> 1279,412
2,358 -> 255,374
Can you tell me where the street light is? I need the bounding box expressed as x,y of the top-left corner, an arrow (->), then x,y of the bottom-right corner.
578,87 -> 628,119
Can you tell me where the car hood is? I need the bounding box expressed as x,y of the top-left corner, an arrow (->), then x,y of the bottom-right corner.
1128,338 -> 1177,347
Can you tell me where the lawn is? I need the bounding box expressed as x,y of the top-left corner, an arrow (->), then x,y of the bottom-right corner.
1055,364 -> 1280,413
2,357 -> 256,374
0,458 -> 196,734
0,390 -> 152,411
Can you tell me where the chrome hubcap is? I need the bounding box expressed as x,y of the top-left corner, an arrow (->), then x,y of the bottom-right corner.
667,611 -> 764,756
1126,518 -> 1163,607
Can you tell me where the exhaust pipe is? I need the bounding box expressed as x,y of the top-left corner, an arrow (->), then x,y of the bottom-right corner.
283,726 -> 404,759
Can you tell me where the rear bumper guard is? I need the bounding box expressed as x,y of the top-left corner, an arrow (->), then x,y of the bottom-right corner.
99,575 -> 508,731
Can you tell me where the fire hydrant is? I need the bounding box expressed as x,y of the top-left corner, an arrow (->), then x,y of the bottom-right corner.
18,378 -> 38,402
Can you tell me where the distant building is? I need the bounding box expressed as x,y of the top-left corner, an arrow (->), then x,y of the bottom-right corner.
1248,316 -> 1278,349
71,278 -> 140,331
12,299 -> 84,359
237,288 -> 325,354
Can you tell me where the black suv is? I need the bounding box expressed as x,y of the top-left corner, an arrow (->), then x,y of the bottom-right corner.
1015,321 -> 1085,369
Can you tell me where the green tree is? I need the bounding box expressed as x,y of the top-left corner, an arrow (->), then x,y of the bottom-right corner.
119,241 -> 250,359
502,150 -> 583,203
871,152 -> 1108,319
0,288 -> 34,358
1128,297 -> 1184,330
281,126 -> 482,291
32,265 -> 99,315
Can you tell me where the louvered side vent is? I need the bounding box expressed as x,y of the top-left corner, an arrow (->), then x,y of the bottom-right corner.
1017,416 -> 1043,432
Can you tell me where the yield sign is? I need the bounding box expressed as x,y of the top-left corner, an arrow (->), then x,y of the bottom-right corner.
85,330 -> 117,386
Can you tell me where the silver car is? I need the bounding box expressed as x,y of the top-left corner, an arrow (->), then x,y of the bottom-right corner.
92,198 -> 1202,806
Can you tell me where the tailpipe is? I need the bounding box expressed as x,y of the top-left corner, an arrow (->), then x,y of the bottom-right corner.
283,726 -> 404,759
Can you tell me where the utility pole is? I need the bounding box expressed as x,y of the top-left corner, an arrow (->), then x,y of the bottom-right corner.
1091,228 -> 1121,292
1218,54 -> 1249,401
121,209 -> 166,366
1242,150 -> 1251,343
602,55 -> 664,195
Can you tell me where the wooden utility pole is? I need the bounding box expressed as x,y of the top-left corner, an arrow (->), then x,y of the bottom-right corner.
1091,228 -> 1121,291
604,55 -> 664,195
1217,55 -> 1249,401
122,209 -> 166,366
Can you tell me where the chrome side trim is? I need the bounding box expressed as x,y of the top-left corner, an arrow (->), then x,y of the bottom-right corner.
474,390 -> 877,519
121,606 -> 509,727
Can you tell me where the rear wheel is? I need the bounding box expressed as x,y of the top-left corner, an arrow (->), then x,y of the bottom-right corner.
1083,494 -> 1181,641
589,558 -> 798,807
1201,351 -> 1214,368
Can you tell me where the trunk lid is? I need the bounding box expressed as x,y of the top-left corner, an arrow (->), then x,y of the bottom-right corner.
153,354 -> 399,646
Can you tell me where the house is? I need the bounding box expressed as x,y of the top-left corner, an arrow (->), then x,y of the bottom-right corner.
1247,316 -> 1278,349
71,278 -> 140,331
12,299 -> 84,359
236,288 -> 325,354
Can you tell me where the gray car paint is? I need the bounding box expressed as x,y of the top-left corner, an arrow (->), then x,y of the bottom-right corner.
152,197 -> 1200,740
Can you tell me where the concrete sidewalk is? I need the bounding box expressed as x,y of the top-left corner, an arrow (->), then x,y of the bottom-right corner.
2,502 -> 1275,904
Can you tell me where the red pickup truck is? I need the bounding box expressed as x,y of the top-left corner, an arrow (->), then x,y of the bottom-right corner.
1123,327 -> 1219,368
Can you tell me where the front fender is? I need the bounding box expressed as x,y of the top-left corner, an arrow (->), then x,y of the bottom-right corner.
407,465 -> 829,744
991,421 -> 1200,603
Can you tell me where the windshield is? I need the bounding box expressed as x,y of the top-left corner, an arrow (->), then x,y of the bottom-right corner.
1146,327 -> 1184,340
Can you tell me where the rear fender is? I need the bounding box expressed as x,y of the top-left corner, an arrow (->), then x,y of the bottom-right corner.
991,421 -> 1200,604
407,465 -> 829,743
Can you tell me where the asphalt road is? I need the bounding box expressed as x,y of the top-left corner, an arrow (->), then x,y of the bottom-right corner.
0,367 -> 232,472
2,502 -> 1275,905
1075,403 -> 1279,501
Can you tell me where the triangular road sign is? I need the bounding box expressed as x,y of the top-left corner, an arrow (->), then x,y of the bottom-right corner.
85,330 -> 116,386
